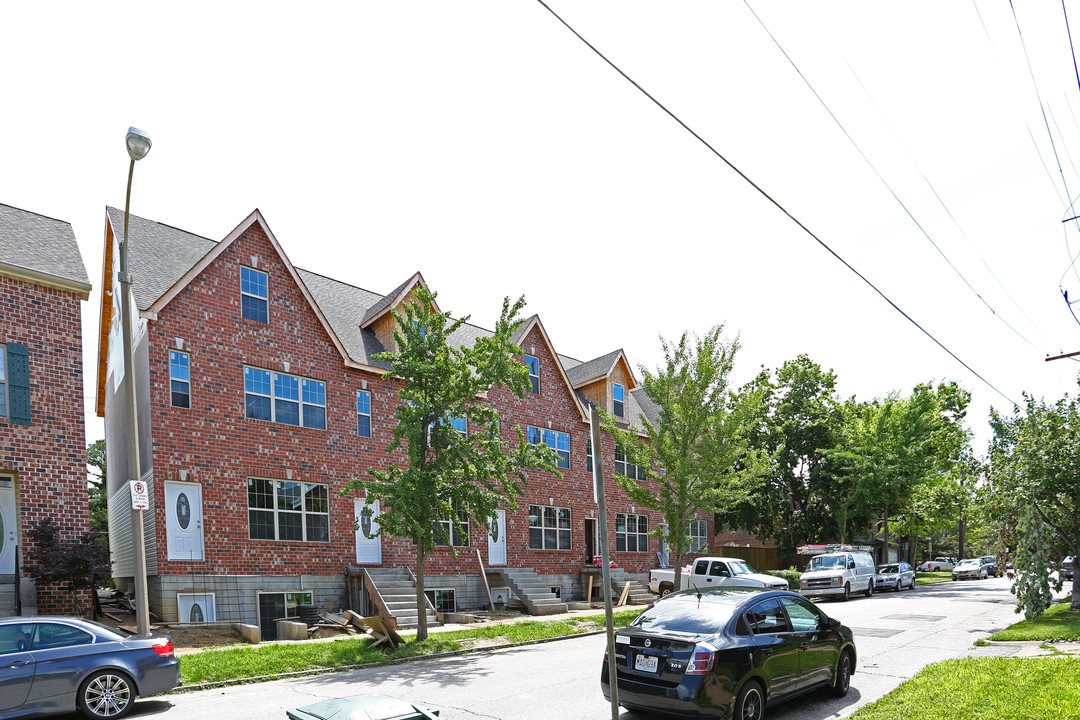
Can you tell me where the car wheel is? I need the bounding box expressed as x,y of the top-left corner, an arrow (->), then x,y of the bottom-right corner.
659,584 -> 673,597
895,579 -> 901,592
840,583 -> 850,602
79,670 -> 135,720
734,679 -> 765,720
831,650 -> 853,697
864,580 -> 874,597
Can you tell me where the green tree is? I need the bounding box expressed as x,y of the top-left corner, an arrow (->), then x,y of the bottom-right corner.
603,326 -> 769,591
720,355 -> 846,558
87,439 -> 108,542
989,389 -> 1080,613
830,382 -> 971,559
341,286 -> 558,641
23,517 -> 111,617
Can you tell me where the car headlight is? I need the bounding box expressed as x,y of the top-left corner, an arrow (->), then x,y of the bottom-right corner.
831,577 -> 843,587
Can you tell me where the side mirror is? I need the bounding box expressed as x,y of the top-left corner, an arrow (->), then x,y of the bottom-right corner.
827,617 -> 841,630
848,561 -> 856,569
719,570 -> 731,578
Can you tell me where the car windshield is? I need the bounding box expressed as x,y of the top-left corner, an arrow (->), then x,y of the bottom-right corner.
727,560 -> 756,576
878,564 -> 899,573
632,594 -> 739,635
958,560 -> 979,568
808,555 -> 846,571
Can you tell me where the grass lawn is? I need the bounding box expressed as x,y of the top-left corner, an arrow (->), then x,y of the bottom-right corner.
989,600 -> 1080,642
849,657 -> 1080,720
915,571 -> 952,585
179,608 -> 644,687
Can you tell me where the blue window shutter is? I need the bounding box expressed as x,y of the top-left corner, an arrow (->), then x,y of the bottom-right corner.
8,343 -> 29,426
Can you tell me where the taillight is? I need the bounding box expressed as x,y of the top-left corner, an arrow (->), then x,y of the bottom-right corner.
685,642 -> 717,675
152,640 -> 175,657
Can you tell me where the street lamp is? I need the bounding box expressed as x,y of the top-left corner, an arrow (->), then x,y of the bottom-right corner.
120,127 -> 151,634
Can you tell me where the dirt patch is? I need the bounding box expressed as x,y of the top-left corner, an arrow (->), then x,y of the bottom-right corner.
458,635 -> 510,649
572,621 -> 604,632
165,624 -> 244,649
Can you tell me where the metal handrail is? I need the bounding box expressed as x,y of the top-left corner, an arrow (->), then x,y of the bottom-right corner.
404,566 -> 439,617
13,545 -> 20,615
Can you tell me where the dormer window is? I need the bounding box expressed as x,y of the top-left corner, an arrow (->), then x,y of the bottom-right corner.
525,355 -> 540,394
613,383 -> 625,418
241,266 -> 268,323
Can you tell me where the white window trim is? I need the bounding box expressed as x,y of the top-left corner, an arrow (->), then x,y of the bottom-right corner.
241,266 -> 269,322
247,478 -> 330,542
244,366 -> 326,429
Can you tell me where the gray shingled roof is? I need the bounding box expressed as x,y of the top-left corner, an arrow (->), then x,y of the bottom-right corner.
564,349 -> 622,388
360,275 -> 416,326
0,203 -> 90,292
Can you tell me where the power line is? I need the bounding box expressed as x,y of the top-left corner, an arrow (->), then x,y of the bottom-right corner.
534,0 -> 1018,408
743,0 -> 1040,350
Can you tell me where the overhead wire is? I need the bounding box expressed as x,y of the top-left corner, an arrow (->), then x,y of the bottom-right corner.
742,0 -> 1039,350
533,0 -> 1018,408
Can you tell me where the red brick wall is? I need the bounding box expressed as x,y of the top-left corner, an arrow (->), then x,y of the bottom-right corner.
0,276 -> 88,612
145,225 -> 706,579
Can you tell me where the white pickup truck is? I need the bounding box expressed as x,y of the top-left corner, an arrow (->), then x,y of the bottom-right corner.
647,556 -> 788,596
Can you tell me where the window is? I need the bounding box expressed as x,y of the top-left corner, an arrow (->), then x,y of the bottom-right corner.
616,513 -> 648,552
357,390 -> 372,438
433,512 -> 469,547
613,382 -> 624,417
525,355 -> 540,394
529,504 -> 571,550
244,367 -> 326,429
424,589 -> 456,613
688,519 -> 708,553
247,478 -> 329,542
0,622 -> 34,654
586,437 -> 593,473
445,415 -> 467,435
615,445 -> 646,480
170,350 -> 190,408
745,598 -> 790,635
33,623 -> 94,650
258,591 -> 311,641
528,426 -> 570,469
241,266 -> 268,323
780,596 -> 822,633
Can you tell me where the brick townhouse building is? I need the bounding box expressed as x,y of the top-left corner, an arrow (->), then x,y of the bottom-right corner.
96,207 -> 718,636
0,203 -> 92,617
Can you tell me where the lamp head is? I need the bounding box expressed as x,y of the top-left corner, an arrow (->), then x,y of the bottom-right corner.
126,127 -> 152,161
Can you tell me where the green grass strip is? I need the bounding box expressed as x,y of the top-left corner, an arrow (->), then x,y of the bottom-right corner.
180,608 -> 644,686
990,602 -> 1080,642
850,657 -> 1080,720
915,572 -> 953,585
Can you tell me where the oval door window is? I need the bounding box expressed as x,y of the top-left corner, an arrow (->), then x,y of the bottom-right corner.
0,510 -> 5,556
189,602 -> 204,623
360,513 -> 373,539
176,493 -> 191,530
490,516 -> 499,542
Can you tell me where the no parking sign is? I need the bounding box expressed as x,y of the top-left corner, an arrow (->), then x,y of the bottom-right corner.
130,480 -> 149,510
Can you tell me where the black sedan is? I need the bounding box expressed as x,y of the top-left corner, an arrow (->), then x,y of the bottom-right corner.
601,588 -> 856,719
0,616 -> 180,719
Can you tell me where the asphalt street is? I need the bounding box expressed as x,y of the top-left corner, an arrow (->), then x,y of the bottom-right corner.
86,576 -> 1057,720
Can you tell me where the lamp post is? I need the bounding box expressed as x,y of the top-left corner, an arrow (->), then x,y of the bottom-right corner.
120,127 -> 151,634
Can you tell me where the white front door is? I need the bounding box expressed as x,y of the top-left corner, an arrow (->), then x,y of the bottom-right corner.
0,479 -> 14,575
354,498 -> 381,564
488,509 -> 507,566
165,482 -> 204,561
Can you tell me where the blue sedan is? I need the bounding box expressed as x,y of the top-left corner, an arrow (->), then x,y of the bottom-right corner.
0,616 -> 180,719
601,588 -> 856,719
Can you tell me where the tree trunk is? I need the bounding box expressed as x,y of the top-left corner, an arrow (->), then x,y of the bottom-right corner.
882,510 -> 890,564
415,543 -> 428,642
672,548 -> 684,592
1072,555 -> 1080,611
958,515 -> 966,561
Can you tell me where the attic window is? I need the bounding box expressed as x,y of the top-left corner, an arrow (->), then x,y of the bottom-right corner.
613,383 -> 625,418
525,355 -> 540,394
241,266 -> 268,323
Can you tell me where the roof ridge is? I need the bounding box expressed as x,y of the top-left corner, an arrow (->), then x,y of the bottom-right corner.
0,202 -> 72,227
107,206 -> 217,243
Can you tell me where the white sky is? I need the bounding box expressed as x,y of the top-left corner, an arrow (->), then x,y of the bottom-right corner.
4,2 -> 1080,456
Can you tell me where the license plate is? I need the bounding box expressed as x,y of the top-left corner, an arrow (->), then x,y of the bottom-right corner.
634,653 -> 659,673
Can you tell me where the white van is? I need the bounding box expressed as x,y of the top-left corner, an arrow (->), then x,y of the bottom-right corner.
799,550 -> 877,601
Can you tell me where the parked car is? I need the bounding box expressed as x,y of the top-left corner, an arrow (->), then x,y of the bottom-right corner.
0,616 -> 180,719
917,557 -> 957,572
952,558 -> 987,580
799,550 -> 877,600
600,588 -> 856,720
1062,556 -> 1075,581
979,556 -> 998,577
648,557 -> 787,596
876,562 -> 915,591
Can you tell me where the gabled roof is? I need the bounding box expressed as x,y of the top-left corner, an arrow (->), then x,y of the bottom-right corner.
573,385 -> 657,435
0,203 -> 90,298
360,272 -> 440,327
564,348 -> 637,389
514,315 -> 589,422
